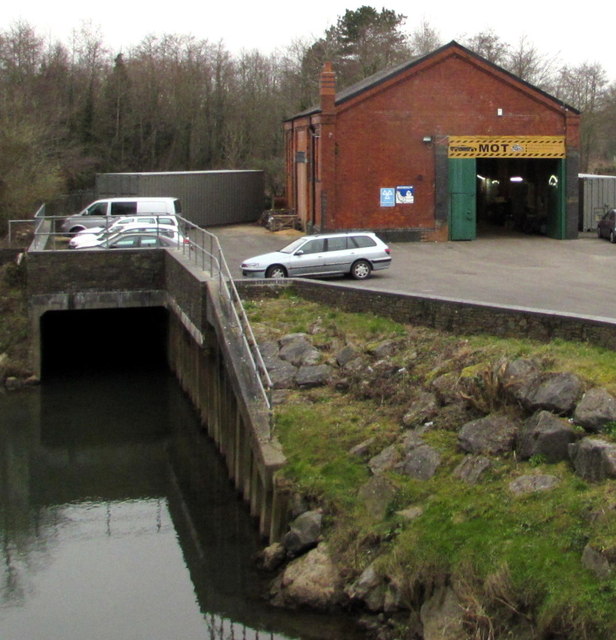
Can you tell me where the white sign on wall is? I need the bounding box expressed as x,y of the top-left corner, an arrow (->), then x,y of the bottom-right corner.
396,186 -> 414,204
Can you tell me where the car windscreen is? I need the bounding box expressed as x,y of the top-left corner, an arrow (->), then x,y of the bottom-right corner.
279,238 -> 307,254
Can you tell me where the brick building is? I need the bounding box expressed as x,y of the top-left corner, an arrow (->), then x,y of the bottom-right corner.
284,41 -> 580,241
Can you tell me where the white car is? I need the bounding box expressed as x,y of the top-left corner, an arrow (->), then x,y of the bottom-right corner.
241,232 -> 391,280
69,222 -> 187,249
70,220 -> 181,249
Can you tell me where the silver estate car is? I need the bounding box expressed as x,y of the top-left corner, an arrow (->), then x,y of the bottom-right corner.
241,232 -> 391,280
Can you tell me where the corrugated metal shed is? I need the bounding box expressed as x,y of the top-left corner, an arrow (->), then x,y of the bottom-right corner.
95,170 -> 264,227
579,174 -> 616,231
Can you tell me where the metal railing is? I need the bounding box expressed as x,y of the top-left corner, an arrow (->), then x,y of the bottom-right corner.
14,211 -> 273,424
175,218 -> 274,420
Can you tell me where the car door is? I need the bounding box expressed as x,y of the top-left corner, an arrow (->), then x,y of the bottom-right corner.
322,236 -> 351,273
287,238 -> 326,276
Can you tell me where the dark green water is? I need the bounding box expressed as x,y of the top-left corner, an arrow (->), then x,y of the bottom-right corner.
0,369 -> 365,640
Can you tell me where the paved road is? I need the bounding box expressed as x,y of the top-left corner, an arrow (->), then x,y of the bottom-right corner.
210,225 -> 615,321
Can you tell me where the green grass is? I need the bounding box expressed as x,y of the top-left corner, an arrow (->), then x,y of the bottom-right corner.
245,293 -> 616,638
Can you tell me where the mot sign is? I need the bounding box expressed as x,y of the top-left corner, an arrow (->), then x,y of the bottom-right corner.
448,136 -> 566,159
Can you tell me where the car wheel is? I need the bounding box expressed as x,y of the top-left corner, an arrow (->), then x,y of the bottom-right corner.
610,230 -> 616,244
265,265 -> 287,278
350,259 -> 371,280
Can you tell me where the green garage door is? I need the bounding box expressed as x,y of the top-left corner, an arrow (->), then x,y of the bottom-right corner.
449,158 -> 476,240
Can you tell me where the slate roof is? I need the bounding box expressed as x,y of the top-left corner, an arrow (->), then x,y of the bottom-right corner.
287,40 -> 579,121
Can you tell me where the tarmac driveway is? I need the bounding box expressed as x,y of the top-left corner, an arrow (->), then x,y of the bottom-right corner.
210,225 -> 614,321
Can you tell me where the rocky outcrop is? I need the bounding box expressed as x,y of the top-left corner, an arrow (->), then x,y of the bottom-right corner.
569,438 -> 616,482
573,388 -> 616,432
269,543 -> 346,611
282,510 -> 323,556
257,334 -> 616,637
516,410 -> 579,462
516,372 -> 583,415
458,414 -> 518,455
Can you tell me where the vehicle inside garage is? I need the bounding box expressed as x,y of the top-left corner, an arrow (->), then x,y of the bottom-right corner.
476,157 -> 563,236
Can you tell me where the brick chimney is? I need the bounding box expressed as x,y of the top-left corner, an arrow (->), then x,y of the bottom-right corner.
320,62 -> 336,114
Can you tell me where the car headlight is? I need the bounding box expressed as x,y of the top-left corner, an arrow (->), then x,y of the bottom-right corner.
241,262 -> 261,268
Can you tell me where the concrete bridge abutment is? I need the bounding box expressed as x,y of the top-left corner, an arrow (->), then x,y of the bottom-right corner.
25,248 -> 287,542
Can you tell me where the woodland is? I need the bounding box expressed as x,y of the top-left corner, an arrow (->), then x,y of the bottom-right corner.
1,6 -> 615,230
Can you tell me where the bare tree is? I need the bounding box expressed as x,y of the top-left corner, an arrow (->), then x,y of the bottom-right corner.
506,36 -> 557,89
409,19 -> 441,57
553,62 -> 609,171
462,29 -> 509,66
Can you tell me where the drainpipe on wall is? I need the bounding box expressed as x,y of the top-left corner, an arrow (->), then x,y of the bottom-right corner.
318,62 -> 337,231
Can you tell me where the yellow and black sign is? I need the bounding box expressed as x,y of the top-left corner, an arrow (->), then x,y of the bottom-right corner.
448,136 -> 566,159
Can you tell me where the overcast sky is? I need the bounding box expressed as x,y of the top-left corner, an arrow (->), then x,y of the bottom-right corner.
5,0 -> 615,82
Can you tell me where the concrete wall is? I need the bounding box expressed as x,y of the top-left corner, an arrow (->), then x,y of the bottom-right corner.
25,248 -> 288,542
236,279 -> 616,352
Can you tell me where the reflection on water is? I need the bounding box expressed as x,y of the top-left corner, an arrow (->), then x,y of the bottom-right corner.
0,371 -> 365,640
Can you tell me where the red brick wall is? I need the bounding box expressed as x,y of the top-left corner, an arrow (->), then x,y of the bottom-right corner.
285,45 -> 580,237
330,51 -> 575,231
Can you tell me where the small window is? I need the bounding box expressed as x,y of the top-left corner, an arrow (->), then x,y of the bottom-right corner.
326,237 -> 347,252
300,238 -> 325,254
111,236 -> 139,248
140,237 -> 160,247
159,217 -> 174,226
86,202 -> 107,216
110,201 -> 138,216
350,235 -> 376,248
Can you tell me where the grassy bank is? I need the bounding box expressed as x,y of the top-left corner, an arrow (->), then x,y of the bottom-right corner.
244,290 -> 616,639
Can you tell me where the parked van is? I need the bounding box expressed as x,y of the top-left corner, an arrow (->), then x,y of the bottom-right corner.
60,197 -> 182,234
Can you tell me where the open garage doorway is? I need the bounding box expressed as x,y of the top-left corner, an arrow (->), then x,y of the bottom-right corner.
476,158 -> 564,237
448,136 -> 568,241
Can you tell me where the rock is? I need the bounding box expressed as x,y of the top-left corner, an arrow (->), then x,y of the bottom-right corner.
573,388 -> 616,432
270,543 -> 346,611
518,372 -> 583,415
499,358 -> 541,401
295,364 -> 331,388
336,345 -> 361,367
279,334 -> 320,366
395,435 -> 441,480
569,437 -> 616,482
4,376 -> 22,390
516,410 -> 579,462
396,505 -> 424,521
420,586 -> 466,640
369,339 -> 399,358
458,414 -> 518,455
256,542 -> 286,571
349,437 -> 376,459
346,564 -> 384,611
369,444 -> 402,475
582,543 -> 613,579
267,358 -> 298,389
258,340 -> 281,367
431,372 -> 461,406
508,474 -> 560,495
345,563 -> 406,613
282,510 -> 323,556
452,455 -> 492,484
358,476 -> 397,519
401,391 -> 439,428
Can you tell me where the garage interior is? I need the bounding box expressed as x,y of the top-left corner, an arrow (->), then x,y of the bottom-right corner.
476,158 -> 562,236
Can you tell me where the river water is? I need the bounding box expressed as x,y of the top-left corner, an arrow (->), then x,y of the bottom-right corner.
0,363 -> 365,640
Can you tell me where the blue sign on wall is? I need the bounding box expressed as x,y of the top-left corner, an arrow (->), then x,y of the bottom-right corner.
380,188 -> 395,207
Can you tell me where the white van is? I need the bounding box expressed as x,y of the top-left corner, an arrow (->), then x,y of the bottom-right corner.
60,197 -> 182,234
